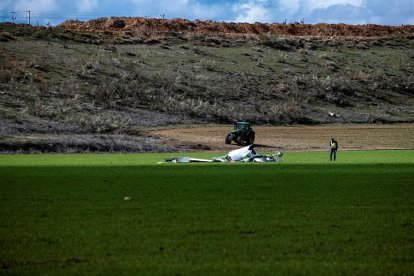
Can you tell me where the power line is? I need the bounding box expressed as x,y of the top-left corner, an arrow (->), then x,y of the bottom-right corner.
0,10 -> 172,26
11,11 -> 17,23
26,10 -> 31,25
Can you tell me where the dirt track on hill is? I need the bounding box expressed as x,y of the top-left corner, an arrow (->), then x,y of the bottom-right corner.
150,124 -> 414,152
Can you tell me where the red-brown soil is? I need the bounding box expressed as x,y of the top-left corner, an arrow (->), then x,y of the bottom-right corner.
59,17 -> 414,38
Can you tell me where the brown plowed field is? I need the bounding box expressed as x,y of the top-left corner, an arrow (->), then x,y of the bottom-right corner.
150,124 -> 414,152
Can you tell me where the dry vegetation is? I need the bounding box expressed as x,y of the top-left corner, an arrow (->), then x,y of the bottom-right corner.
0,20 -> 413,152
59,17 -> 414,38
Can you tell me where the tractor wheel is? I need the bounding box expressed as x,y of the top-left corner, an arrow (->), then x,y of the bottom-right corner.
225,134 -> 232,144
236,136 -> 244,146
247,131 -> 255,144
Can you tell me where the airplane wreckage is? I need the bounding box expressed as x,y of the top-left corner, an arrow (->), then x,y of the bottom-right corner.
162,145 -> 283,163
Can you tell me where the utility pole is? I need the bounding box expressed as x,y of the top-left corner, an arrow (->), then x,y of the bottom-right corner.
26,10 -> 31,25
11,11 -> 17,23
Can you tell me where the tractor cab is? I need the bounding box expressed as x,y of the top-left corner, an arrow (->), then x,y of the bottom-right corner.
225,121 -> 255,146
233,122 -> 251,131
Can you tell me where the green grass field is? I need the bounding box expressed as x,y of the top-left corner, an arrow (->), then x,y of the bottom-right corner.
1,150 -> 413,274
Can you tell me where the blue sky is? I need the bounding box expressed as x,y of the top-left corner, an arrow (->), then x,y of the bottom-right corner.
0,0 -> 413,26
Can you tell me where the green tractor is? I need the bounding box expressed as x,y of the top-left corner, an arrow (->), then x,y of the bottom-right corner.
225,122 -> 256,146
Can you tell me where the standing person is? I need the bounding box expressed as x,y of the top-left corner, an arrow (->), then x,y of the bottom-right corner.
330,138 -> 338,161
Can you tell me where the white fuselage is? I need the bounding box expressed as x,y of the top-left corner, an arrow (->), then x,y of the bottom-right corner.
226,145 -> 256,161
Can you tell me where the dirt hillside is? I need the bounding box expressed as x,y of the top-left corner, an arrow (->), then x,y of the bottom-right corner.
59,17 -> 414,38
1,21 -> 413,153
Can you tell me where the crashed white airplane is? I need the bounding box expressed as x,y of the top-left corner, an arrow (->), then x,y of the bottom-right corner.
163,145 -> 283,163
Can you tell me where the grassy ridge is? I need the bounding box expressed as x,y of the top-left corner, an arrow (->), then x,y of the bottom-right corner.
1,25 -> 414,133
0,151 -> 413,274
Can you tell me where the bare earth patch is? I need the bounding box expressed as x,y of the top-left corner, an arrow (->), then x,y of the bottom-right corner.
150,124 -> 414,152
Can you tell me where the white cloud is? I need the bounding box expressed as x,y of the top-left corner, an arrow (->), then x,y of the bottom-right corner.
307,0 -> 364,11
276,0 -> 367,23
125,0 -> 231,21
176,0 -> 188,4
0,1 -> 10,10
127,0 -> 192,17
187,3 -> 230,21
233,0 -> 272,23
12,0 -> 59,11
163,0 -> 190,13
75,0 -> 99,12
279,0 -> 300,12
